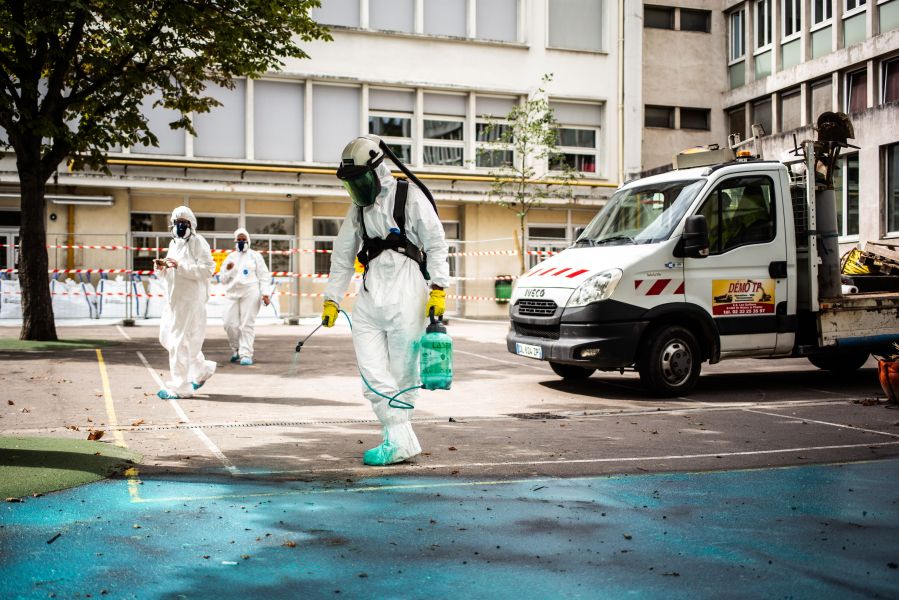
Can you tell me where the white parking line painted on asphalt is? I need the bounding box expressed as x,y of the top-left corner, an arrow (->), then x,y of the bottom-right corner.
743,408 -> 899,439
115,325 -> 132,341
136,350 -> 240,476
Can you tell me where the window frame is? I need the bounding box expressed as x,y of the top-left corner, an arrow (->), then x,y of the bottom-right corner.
368,110 -> 414,164
882,56 -> 899,105
754,0 -> 774,52
844,0 -> 868,19
474,118 -> 514,170
422,115 -> 466,168
644,5 -> 675,30
680,8 -> 712,33
812,0 -> 834,28
680,107 -> 711,131
782,0 -> 802,41
729,9 -> 746,64
645,105 -> 675,129
834,153 -> 861,241
695,175 -> 778,255
549,125 -> 601,176
844,68 -> 869,113
886,143 -> 899,237
311,216 -> 344,276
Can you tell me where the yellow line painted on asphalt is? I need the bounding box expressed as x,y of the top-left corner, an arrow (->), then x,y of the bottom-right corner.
96,349 -> 141,502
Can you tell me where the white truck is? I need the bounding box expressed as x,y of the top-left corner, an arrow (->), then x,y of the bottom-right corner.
507,120 -> 899,396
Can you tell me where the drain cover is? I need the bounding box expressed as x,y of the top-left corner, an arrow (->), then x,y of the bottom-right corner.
507,412 -> 567,420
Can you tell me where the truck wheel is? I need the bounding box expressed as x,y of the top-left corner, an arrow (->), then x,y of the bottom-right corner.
808,351 -> 869,373
549,362 -> 596,380
638,325 -> 702,397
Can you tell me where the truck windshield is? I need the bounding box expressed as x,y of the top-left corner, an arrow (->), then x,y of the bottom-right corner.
575,179 -> 705,246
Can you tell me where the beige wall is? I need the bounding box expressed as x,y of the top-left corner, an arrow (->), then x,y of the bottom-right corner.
642,1 -> 729,171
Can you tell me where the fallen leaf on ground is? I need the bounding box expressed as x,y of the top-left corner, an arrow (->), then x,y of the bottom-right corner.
87,430 -> 104,441
448,446 -> 457,451
282,541 -> 297,548
131,419 -> 145,427
66,425 -> 80,431
6,400 -> 12,405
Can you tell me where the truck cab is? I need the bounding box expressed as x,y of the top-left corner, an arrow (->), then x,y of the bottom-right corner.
507,145 -> 898,396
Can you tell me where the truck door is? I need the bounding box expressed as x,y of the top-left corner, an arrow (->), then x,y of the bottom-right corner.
684,173 -> 788,357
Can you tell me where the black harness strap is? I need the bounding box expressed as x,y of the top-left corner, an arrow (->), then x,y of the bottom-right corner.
356,180 -> 427,290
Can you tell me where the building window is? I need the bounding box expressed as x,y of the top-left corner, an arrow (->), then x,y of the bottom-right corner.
645,105 -> 675,128
645,6 -> 675,30
755,0 -> 773,49
475,0 -> 518,42
313,84 -> 361,164
550,127 -> 598,173
845,0 -> 867,13
194,80 -> 246,159
309,0 -> 360,27
475,95 -> 517,168
728,106 -> 747,138
752,98 -> 772,135
549,100 -> 602,175
813,0 -> 833,25
888,143 -> 899,235
312,218 -> 342,275
680,9 -> 711,33
680,107 -> 710,130
370,0 -> 414,33
729,10 -> 746,61
547,0 -> 603,52
810,78 -> 833,120
833,154 -> 860,238
422,92 -> 466,167
883,58 -> 899,104
783,0 -> 802,38
780,88 -> 802,131
369,88 -> 414,164
254,80 -> 304,162
526,225 -> 568,269
423,0 -> 466,37
134,90 -> 185,156
845,69 -> 868,113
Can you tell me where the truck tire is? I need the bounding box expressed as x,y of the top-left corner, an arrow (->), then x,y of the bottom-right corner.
808,351 -> 870,373
549,362 -> 596,380
637,325 -> 702,397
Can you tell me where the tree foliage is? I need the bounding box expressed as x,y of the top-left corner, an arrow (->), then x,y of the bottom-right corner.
481,74 -> 580,273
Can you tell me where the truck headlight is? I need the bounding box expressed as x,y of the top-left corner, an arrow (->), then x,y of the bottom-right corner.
566,269 -> 622,307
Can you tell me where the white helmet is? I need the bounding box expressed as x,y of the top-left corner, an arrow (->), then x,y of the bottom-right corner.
336,135 -> 385,207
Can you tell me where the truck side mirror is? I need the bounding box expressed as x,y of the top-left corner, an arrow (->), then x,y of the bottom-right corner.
679,215 -> 710,259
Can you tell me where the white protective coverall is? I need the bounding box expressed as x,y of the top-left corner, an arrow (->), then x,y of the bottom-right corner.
324,163 -> 449,463
219,228 -> 273,361
156,206 -> 217,397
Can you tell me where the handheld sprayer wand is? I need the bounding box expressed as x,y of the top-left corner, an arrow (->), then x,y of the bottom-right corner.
290,310 -> 420,409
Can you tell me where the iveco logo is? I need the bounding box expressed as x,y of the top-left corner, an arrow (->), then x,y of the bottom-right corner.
524,288 -> 545,298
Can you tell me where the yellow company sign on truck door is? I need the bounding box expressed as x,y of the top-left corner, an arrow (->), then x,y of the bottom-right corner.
712,279 -> 775,316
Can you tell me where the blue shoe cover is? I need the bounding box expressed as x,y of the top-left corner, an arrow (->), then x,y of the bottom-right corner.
239,357 -> 253,366
363,441 -> 403,466
191,381 -> 203,390
157,390 -> 180,400
229,354 -> 240,363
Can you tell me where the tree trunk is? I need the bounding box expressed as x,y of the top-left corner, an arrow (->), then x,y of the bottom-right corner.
519,217 -> 526,274
17,149 -> 58,341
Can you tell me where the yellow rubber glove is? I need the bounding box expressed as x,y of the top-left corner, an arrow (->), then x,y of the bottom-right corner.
321,300 -> 339,327
425,288 -> 446,318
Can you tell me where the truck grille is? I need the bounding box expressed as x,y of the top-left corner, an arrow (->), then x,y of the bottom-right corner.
516,299 -> 558,317
514,322 -> 561,340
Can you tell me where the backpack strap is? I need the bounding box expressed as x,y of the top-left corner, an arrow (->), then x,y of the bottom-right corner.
393,179 -> 408,234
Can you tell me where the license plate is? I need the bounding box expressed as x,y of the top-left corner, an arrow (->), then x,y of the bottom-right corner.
515,343 -> 543,360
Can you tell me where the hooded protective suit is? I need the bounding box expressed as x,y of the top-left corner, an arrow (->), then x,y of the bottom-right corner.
325,162 -> 449,464
157,206 -> 216,397
219,228 -> 273,362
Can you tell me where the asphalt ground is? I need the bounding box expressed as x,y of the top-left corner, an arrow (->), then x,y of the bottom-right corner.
1,318 -> 899,598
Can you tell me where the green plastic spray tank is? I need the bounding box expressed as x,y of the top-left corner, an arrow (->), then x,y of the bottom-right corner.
419,313 -> 453,390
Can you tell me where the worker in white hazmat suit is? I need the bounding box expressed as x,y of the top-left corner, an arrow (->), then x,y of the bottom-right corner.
323,135 -> 449,466
219,227 -> 273,366
154,206 -> 217,399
